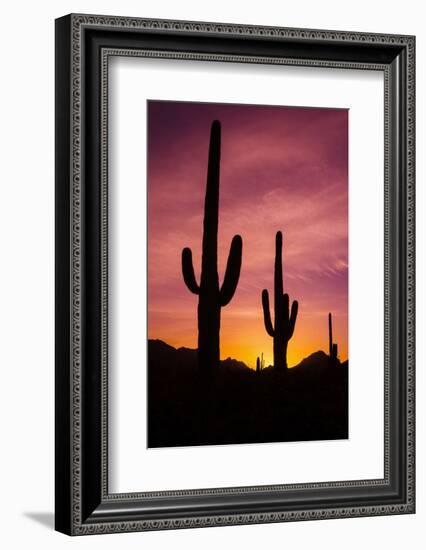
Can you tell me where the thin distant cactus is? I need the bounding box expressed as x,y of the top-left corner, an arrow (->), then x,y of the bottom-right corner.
182,120 -> 243,374
256,353 -> 265,374
262,231 -> 298,370
328,312 -> 338,367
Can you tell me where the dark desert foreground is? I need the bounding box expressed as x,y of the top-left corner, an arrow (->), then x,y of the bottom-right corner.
148,339 -> 348,448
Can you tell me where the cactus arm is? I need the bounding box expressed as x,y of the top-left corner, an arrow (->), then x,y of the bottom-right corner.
219,235 -> 243,306
262,289 -> 275,337
181,247 -> 200,294
288,300 -> 298,338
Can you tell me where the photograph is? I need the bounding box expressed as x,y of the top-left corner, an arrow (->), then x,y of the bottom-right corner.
147,100 -> 349,448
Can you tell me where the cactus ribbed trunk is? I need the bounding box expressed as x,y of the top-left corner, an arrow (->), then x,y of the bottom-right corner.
262,231 -> 298,371
181,120 -> 243,375
198,302 -> 220,373
328,312 -> 338,367
273,231 -> 286,370
198,121 -> 221,373
273,338 -> 288,371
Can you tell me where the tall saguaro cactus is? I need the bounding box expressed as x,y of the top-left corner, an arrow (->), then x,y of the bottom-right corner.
262,231 -> 298,370
181,120 -> 243,374
328,312 -> 338,367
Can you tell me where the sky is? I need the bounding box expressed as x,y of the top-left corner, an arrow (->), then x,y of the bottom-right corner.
147,100 -> 348,369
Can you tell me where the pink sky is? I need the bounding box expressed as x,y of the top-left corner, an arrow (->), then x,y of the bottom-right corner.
147,100 -> 348,368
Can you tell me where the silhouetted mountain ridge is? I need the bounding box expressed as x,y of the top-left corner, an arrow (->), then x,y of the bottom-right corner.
148,339 -> 346,375
148,339 -> 252,375
293,350 -> 343,370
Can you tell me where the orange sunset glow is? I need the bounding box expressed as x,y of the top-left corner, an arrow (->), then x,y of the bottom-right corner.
147,100 -> 348,369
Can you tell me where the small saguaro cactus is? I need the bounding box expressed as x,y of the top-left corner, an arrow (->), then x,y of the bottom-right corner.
181,120 -> 243,374
262,231 -> 298,370
256,353 -> 265,374
328,312 -> 338,367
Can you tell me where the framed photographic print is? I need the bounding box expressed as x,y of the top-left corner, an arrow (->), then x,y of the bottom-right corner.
55,14 -> 415,535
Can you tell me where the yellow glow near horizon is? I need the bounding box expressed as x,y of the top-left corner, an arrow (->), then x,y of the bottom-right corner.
149,308 -> 348,370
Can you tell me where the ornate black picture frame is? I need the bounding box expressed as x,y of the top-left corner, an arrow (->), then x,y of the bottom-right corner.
55,14 -> 415,535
